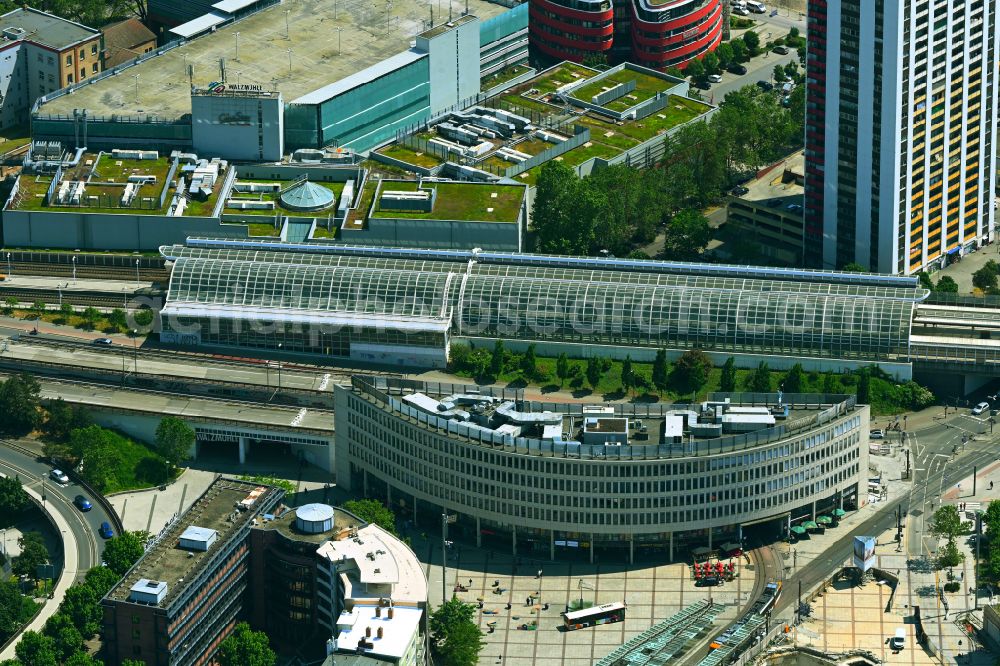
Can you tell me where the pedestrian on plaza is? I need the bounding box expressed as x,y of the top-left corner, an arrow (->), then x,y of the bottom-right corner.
991,481 -> 995,490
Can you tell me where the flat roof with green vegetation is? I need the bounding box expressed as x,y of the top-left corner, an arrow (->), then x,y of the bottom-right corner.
529,62 -> 597,95
571,68 -> 675,112
371,181 -> 524,223
374,143 -> 446,169
481,63 -> 534,91
371,62 -> 712,185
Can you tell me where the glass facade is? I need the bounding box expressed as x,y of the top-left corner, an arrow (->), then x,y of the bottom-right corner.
285,58 -> 431,152
161,245 -> 921,362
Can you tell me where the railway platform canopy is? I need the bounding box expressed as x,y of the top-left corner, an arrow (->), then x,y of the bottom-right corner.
159,240 -> 929,370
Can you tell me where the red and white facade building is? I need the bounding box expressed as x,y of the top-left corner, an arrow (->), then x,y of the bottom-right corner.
529,0 -> 723,70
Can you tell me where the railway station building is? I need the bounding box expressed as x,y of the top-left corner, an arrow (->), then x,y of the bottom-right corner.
157,241 -> 924,375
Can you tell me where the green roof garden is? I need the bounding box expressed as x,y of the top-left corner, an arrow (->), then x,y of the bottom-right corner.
371,180 -> 524,223
570,68 -> 676,112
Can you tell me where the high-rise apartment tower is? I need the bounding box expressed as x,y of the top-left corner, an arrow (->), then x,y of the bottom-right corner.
805,0 -> 998,273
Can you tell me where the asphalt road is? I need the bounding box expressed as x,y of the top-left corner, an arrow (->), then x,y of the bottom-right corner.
0,441 -> 111,581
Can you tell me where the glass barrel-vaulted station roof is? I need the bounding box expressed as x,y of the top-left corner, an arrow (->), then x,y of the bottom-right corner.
160,243 -> 927,360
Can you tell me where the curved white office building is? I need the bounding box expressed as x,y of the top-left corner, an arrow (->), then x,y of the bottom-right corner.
334,378 -> 870,563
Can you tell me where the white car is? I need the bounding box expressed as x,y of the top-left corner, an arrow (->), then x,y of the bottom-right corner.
708,74 -> 723,83
972,401 -> 990,416
49,469 -> 69,484
732,5 -> 750,14
869,429 -> 885,440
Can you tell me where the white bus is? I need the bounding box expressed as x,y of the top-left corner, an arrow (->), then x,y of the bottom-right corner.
562,602 -> 626,630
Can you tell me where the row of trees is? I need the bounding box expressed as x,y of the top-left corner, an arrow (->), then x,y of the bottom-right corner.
4,532 -> 148,666
683,30 -> 762,84
532,83 -> 804,259
0,0 -> 147,28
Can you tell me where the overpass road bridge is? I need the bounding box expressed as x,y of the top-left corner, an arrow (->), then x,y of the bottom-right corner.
908,300 -> 1000,394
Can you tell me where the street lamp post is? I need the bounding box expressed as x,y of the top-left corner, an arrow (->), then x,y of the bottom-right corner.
5,252 -> 10,277
135,259 -> 140,288
71,255 -> 76,283
277,343 -> 283,389
132,329 -> 138,373
336,27 -> 343,55
234,32 -> 241,61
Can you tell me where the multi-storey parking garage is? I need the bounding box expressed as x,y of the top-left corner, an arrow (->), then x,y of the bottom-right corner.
335,377 -> 868,562
159,241 -> 924,373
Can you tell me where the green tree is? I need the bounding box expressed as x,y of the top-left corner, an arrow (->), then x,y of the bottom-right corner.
587,165 -> 666,251
13,532 -> 47,580
917,271 -> 935,290
0,476 -> 29,528
621,356 -> 634,394
63,652 -> 102,666
781,363 -> 805,393
556,353 -> 570,387
106,308 -> 127,332
30,301 -> 45,319
42,613 -> 83,661
652,349 -> 669,393
489,339 -> 505,379
154,417 -> 194,469
789,26 -> 800,40
772,64 -> 785,83
0,579 -> 36,642
533,161 -> 592,255
81,307 -> 100,329
730,38 -> 748,62
702,51 -> 720,75
102,532 -> 147,577
69,425 -> 124,493
0,373 -> 42,435
216,622 -> 276,666
973,263 -> 999,292
937,539 -> 965,569
59,583 -> 101,638
685,57 -> 706,82
715,42 -> 734,69
44,399 -> 91,442
983,499 -> 1000,536
342,499 -> 397,535
841,262 -> 866,272
930,505 -> 965,544
82,565 -> 120,598
1,297 -> 16,316
672,349 -> 712,398
133,309 -> 154,328
746,362 -> 772,393
585,357 -> 604,390
857,371 -> 871,404
58,303 -> 74,322
935,275 -> 959,293
430,598 -> 484,666
14,630 -> 58,666
582,52 -> 608,68
520,344 -> 537,380
742,31 -> 761,55
714,85 -> 797,172
720,357 -> 738,392
662,209 -> 711,261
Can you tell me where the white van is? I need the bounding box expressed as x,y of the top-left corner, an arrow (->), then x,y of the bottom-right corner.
745,0 -> 767,12
890,627 -> 906,650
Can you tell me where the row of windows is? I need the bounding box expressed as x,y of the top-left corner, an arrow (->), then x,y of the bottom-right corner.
342,392 -> 865,532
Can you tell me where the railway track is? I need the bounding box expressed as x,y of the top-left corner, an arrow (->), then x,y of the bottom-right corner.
13,336 -> 400,377
7,264 -> 169,282
0,287 -> 160,308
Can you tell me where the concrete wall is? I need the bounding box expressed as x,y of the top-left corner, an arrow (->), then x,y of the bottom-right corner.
191,92 -> 284,162
234,164 -> 363,182
343,217 -> 520,251
455,336 -> 915,380
1,209 -> 246,250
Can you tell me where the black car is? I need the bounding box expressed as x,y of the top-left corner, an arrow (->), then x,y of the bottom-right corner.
773,45 -> 790,55
731,185 -> 749,196
695,576 -> 721,587
728,63 -> 747,75
756,80 -> 774,91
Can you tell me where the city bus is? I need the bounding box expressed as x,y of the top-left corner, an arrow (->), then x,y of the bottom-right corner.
562,602 -> 626,630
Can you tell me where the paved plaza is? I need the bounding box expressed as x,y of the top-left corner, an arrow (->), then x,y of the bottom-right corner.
412,539 -> 756,666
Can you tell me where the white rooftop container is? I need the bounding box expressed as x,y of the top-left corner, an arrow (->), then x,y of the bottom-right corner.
179,525 -> 218,551
129,579 -> 168,604
296,503 -> 335,533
